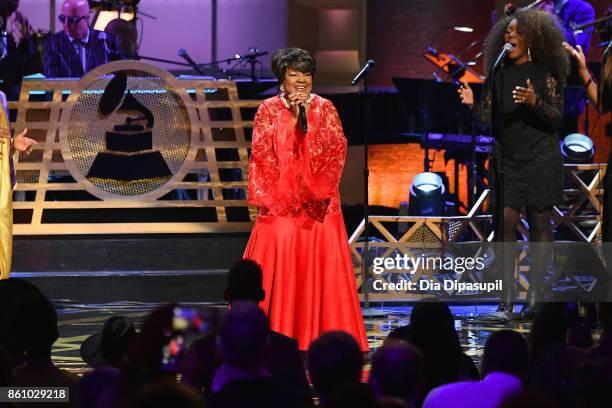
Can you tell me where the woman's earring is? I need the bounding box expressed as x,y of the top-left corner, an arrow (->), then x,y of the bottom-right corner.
280,84 -> 285,94
528,48 -> 532,61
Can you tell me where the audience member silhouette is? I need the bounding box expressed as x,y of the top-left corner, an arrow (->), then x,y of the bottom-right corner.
0,344 -> 11,387
132,379 -> 203,408
592,302 -> 612,358
80,315 -> 137,369
77,366 -> 120,408
6,292 -> 79,407
0,345 -> 12,408
210,300 -> 309,407
369,339 -> 424,408
423,329 -> 528,408
0,278 -> 42,367
527,303 -> 587,408
528,302 -> 570,362
182,259 -> 309,400
498,390 -> 557,408
307,331 -> 363,406
388,299 -> 479,396
96,304 -> 178,407
323,382 -> 379,408
572,357 -> 612,408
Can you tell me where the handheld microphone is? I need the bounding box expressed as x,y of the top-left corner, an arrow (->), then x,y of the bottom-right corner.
178,49 -> 206,76
298,104 -> 308,133
492,43 -> 513,71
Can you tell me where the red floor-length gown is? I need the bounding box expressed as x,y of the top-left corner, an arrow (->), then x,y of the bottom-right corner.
244,93 -> 368,351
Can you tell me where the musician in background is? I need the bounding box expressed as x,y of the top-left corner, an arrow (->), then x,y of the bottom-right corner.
538,0 -> 595,52
0,0 -> 33,49
44,0 -> 121,78
0,0 -> 34,99
105,18 -> 138,59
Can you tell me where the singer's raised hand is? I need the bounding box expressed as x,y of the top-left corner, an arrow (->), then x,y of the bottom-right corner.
458,80 -> 474,108
513,78 -> 537,108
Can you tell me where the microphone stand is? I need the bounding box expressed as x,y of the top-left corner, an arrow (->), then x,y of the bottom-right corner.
422,107 -> 431,172
493,64 -> 505,245
352,62 -> 385,318
472,53 -> 511,322
490,54 -> 509,314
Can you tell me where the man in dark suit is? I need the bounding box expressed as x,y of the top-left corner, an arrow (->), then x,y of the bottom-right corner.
181,259 -> 311,402
43,0 -> 120,78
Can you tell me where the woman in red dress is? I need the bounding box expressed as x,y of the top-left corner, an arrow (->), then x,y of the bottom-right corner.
244,48 -> 368,351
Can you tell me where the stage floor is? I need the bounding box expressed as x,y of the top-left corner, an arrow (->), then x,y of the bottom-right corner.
51,302 -> 530,376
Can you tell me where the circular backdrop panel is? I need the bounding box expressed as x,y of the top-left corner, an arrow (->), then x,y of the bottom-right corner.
65,67 -> 191,197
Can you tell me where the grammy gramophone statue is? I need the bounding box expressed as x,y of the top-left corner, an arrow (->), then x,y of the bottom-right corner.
87,72 -> 172,181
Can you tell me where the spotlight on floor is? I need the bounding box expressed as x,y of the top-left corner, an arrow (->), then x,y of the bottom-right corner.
561,133 -> 595,164
408,172 -> 446,216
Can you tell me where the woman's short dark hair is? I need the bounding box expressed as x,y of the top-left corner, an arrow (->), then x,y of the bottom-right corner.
271,47 -> 316,82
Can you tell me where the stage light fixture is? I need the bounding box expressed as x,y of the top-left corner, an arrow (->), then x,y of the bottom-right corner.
93,11 -> 135,31
408,172 -> 446,216
561,133 -> 595,164
453,26 -> 474,33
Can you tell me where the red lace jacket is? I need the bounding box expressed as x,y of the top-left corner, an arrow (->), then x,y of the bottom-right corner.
247,94 -> 346,222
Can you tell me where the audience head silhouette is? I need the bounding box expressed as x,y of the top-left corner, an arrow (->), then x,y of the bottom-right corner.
219,300 -> 269,367
370,339 -> 424,405
482,329 -> 529,379
6,292 -> 58,358
224,259 -> 265,304
308,331 -> 363,403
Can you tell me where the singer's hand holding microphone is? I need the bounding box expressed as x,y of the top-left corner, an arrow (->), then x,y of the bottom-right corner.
286,92 -> 309,133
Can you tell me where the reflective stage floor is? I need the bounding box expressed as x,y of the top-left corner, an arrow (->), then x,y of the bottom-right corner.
51,302 -> 531,376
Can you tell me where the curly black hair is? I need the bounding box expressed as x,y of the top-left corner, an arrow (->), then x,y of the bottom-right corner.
483,9 -> 570,84
271,47 -> 316,82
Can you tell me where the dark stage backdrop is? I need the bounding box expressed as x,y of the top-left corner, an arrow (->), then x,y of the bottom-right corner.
367,0 -> 610,86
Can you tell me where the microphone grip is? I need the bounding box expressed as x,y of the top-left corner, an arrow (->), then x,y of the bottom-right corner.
298,104 -> 308,133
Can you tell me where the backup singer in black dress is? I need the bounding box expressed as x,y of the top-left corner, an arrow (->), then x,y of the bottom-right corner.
459,9 -> 570,317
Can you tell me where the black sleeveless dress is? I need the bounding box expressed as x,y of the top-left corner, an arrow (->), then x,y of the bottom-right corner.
478,61 -> 565,210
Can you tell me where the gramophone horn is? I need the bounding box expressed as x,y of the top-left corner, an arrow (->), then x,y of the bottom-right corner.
99,72 -> 128,115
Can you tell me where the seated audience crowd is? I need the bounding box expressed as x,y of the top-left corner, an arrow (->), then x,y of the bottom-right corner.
1,261 -> 612,407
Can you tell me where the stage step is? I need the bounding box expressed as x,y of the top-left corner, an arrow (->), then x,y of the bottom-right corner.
12,233 -> 250,272
10,234 -> 249,303
12,270 -> 229,304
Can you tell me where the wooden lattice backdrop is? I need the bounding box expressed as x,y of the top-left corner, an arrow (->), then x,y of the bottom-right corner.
9,61 -> 261,235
